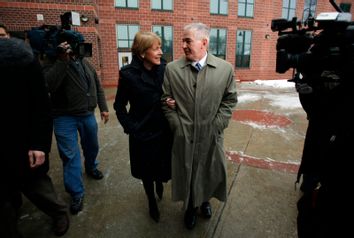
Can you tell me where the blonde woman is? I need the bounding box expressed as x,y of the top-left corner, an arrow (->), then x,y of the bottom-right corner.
114,32 -> 172,222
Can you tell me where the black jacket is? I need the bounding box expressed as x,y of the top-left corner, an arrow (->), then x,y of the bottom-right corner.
0,38 -> 53,192
114,56 -> 169,141
113,56 -> 172,181
43,57 -> 108,117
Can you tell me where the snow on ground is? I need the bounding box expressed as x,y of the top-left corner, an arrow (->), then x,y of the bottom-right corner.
238,93 -> 262,103
238,80 -> 302,109
253,79 -> 295,88
264,94 -> 301,109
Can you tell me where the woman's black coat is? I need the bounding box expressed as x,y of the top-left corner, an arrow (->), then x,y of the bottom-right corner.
114,56 -> 172,181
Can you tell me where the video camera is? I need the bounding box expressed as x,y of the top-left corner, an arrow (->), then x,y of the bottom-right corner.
27,12 -> 92,59
271,0 -> 354,80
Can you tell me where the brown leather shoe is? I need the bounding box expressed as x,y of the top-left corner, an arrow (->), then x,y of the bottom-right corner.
52,213 -> 69,236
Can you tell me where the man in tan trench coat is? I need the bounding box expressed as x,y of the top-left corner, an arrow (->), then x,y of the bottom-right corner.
161,22 -> 237,230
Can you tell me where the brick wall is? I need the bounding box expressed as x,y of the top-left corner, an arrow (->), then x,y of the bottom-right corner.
97,0 -> 351,84
1,0 -> 353,86
0,1 -> 101,75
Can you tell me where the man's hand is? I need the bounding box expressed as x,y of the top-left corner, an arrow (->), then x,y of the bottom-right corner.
28,150 -> 45,168
101,111 -> 109,124
57,41 -> 72,61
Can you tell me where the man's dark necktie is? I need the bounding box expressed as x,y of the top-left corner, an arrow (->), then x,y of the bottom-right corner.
195,62 -> 202,72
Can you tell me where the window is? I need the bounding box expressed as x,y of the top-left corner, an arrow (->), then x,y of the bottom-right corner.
236,30 -> 252,68
282,0 -> 296,20
238,0 -> 254,17
210,0 -> 228,15
209,28 -> 227,59
303,0 -> 317,22
340,3 -> 351,13
116,24 -> 139,50
151,0 -> 173,11
115,0 -> 138,8
152,25 -> 173,62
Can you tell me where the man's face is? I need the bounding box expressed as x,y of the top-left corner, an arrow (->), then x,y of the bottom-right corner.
0,27 -> 9,39
182,30 -> 207,61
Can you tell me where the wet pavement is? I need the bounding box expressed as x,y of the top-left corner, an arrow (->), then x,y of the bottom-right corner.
18,81 -> 307,238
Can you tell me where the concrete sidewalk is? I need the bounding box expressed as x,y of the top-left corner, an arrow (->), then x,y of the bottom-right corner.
18,81 -> 307,238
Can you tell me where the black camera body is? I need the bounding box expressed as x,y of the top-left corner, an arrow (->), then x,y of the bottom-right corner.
271,0 -> 354,78
27,12 -> 92,59
56,29 -> 92,58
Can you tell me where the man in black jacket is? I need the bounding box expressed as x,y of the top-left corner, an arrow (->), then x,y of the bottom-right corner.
0,23 -> 69,237
40,31 -> 109,215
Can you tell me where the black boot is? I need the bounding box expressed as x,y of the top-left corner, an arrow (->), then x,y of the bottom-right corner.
155,181 -> 163,200
143,179 -> 160,222
148,198 -> 160,223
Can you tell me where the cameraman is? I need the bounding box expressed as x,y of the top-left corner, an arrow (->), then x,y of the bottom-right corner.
41,34 -> 109,215
295,28 -> 353,237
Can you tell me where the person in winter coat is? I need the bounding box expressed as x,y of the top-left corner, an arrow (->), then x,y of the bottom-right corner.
294,28 -> 353,237
0,24 -> 69,237
39,32 -> 109,215
114,31 -> 172,223
162,23 -> 237,230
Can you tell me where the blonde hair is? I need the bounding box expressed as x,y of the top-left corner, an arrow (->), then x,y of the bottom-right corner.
131,31 -> 161,57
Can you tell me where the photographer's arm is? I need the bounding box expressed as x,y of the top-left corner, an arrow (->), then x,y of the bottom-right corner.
42,42 -> 71,92
88,59 -> 109,123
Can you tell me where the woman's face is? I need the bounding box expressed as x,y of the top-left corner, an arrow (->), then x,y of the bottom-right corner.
143,40 -> 163,70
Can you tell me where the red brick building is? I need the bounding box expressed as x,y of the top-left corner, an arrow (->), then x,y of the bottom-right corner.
1,0 -> 353,86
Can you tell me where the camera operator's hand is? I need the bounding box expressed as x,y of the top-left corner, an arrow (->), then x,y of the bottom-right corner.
101,111 -> 109,124
57,41 -> 72,61
296,82 -> 313,94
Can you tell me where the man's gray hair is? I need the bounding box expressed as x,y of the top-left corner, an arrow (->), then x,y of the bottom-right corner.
184,23 -> 210,41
